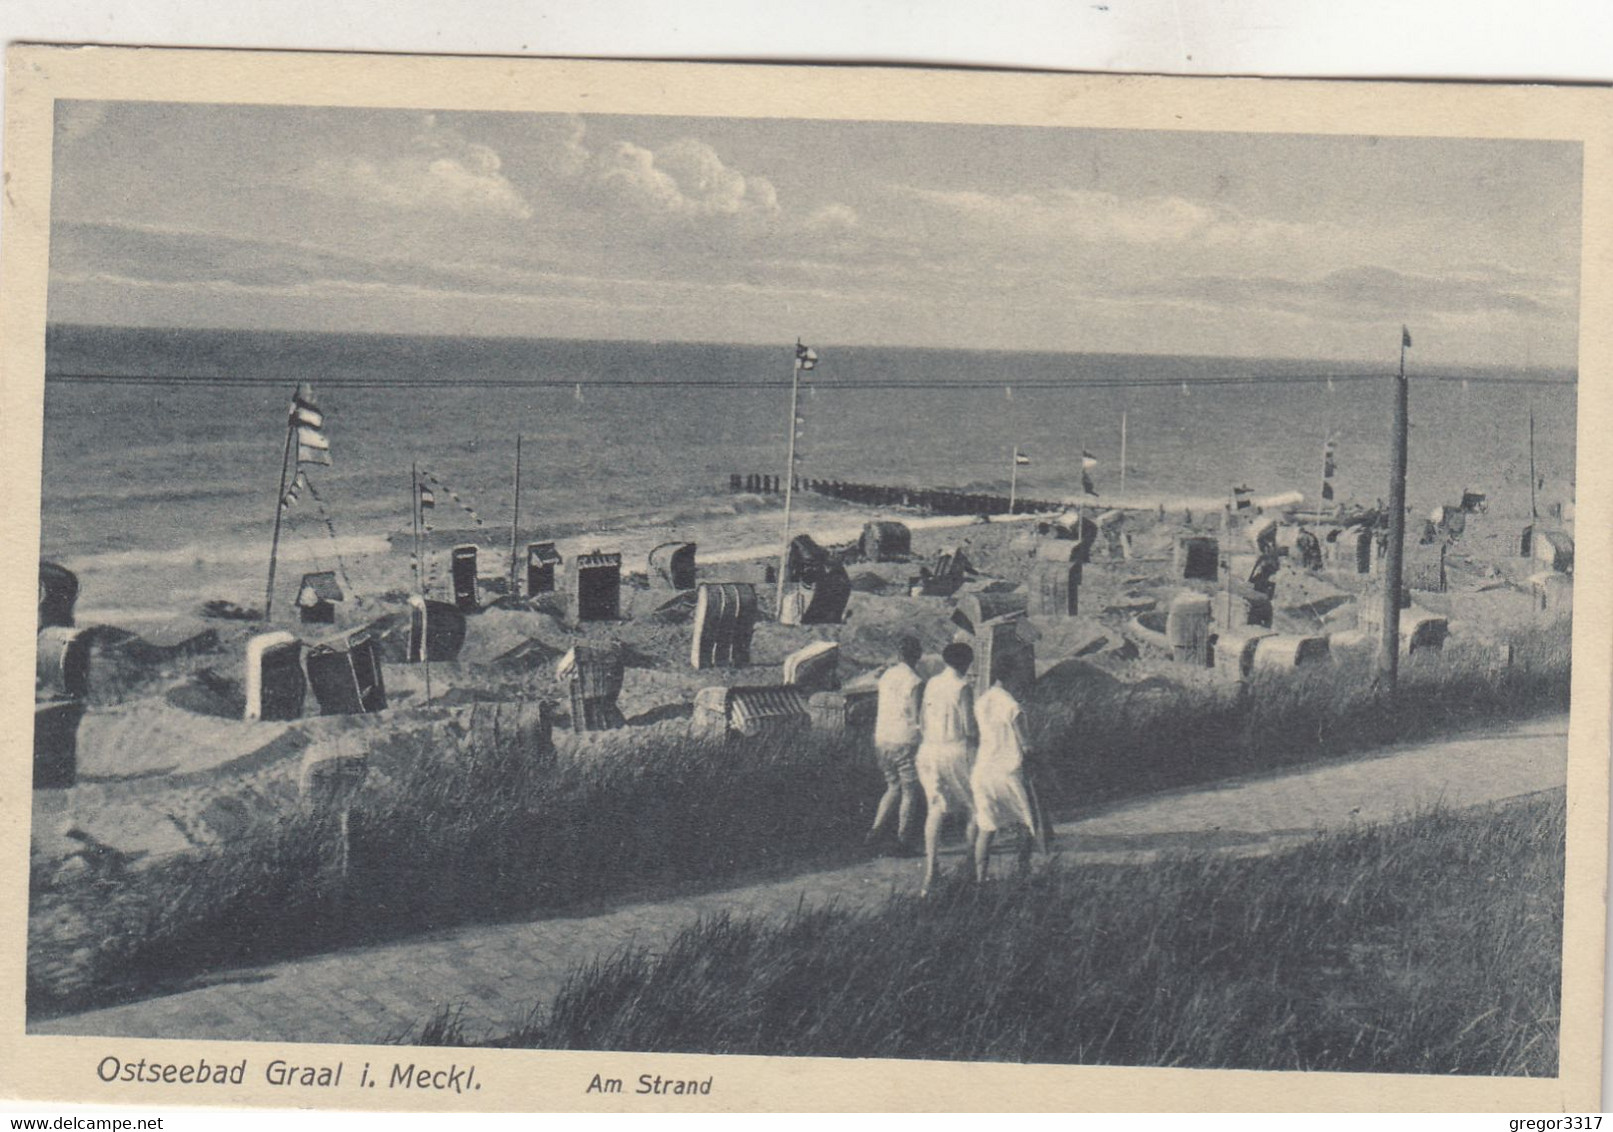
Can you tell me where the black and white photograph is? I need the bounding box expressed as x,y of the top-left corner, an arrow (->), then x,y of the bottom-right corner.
2,48 -> 1607,1112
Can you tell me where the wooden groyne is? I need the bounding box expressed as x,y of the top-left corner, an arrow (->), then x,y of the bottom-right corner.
729,473 -> 1065,517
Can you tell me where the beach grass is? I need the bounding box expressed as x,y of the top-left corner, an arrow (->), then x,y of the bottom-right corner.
27,618 -> 1569,1018
411,791 -> 1564,1076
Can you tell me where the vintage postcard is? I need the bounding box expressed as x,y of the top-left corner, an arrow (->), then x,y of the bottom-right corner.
1,47 -> 1607,1112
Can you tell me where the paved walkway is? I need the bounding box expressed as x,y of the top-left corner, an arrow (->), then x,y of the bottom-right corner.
33,715 -> 1568,1045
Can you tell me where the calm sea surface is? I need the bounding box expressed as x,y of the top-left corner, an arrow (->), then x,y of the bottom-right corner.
41,325 -> 1576,583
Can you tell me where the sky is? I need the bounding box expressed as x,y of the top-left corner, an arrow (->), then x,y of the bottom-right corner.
46,100 -> 1583,366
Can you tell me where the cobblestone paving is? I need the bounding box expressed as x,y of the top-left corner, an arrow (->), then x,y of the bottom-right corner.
32,715 -> 1568,1045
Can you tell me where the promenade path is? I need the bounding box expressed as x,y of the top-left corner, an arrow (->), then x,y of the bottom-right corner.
33,714 -> 1569,1045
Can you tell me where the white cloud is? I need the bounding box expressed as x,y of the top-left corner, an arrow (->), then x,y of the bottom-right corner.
589,134 -> 780,218
306,114 -> 531,220
890,184 -> 1316,250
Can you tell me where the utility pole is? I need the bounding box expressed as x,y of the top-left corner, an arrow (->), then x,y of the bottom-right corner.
1378,327 -> 1411,689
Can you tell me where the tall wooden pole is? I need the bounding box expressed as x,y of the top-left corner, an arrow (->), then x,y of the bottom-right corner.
412,462 -> 433,703
775,347 -> 804,615
411,462 -> 422,596
508,434 -> 523,594
263,414 -> 295,621
1528,405 -> 1538,522
1009,447 -> 1019,514
1378,332 -> 1410,689
1119,411 -> 1128,498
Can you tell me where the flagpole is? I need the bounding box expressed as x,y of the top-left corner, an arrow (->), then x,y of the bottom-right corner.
1009,447 -> 1019,515
411,462 -> 422,596
1528,405 -> 1537,522
263,408 -> 295,621
412,461 -> 432,702
508,434 -> 523,595
1378,328 -> 1410,690
1119,411 -> 1127,499
775,345 -> 804,615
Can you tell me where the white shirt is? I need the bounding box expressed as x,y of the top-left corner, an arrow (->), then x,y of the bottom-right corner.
920,666 -> 976,748
874,661 -> 924,746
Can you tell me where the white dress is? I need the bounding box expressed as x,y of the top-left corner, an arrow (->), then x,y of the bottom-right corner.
915,667 -> 975,816
971,684 -> 1038,835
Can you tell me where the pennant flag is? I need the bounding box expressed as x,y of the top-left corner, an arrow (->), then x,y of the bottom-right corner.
796,342 -> 818,371
297,443 -> 332,466
1233,485 -> 1253,510
296,426 -> 329,451
1015,450 -> 1032,466
1402,326 -> 1413,349
280,471 -> 307,511
290,403 -> 324,429
419,484 -> 436,510
1081,450 -> 1098,470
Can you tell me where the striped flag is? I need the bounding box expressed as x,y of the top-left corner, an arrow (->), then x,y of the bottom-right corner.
796,342 -> 818,371
290,383 -> 332,466
1015,450 -> 1032,466
1233,484 -> 1253,510
419,484 -> 436,510
1081,450 -> 1098,470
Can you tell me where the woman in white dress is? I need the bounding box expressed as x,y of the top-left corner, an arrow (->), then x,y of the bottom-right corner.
916,642 -> 978,895
971,675 -> 1044,881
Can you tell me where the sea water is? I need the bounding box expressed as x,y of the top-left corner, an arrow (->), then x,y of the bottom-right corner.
39,325 -> 1576,615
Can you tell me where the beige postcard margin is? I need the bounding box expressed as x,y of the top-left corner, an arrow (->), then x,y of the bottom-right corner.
0,46 -> 1607,1113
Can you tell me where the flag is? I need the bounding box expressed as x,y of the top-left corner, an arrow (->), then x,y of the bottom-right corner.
295,422 -> 331,466
1233,485 -> 1253,510
1081,450 -> 1098,470
796,342 -> 818,371
1402,326 -> 1413,349
1014,450 -> 1032,466
1322,481 -> 1335,501
1082,470 -> 1099,498
289,382 -> 332,467
280,470 -> 307,510
419,484 -> 436,510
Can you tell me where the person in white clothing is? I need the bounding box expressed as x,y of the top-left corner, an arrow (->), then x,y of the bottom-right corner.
916,641 -> 977,894
867,636 -> 925,853
971,675 -> 1045,881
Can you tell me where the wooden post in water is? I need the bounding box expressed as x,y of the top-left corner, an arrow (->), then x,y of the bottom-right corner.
1378,327 -> 1412,690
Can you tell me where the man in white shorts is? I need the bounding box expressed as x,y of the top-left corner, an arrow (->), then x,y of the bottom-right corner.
916,641 -> 977,894
971,673 -> 1046,882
